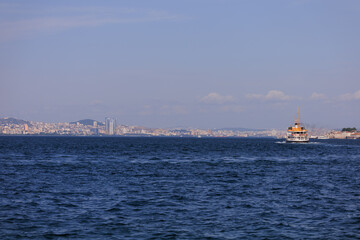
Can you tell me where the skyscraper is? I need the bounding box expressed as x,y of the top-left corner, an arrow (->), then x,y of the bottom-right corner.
105,117 -> 116,135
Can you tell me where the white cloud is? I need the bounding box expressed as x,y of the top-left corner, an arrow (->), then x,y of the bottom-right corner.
0,5 -> 185,42
246,90 -> 294,101
310,92 -> 327,100
339,89 -> 360,101
200,92 -> 236,104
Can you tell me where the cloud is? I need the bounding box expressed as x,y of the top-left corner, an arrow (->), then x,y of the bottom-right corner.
310,92 -> 327,100
90,99 -> 104,105
246,90 -> 294,101
160,105 -> 188,115
339,89 -> 360,101
138,105 -> 153,116
221,105 -> 244,113
200,92 -> 236,104
0,5 -> 185,42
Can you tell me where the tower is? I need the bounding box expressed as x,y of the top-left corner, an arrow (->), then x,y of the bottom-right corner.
105,117 -> 116,135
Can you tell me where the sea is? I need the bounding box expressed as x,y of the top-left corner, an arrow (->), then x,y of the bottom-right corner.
0,136 -> 359,239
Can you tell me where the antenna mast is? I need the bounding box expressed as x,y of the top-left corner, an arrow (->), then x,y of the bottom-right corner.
296,106 -> 299,125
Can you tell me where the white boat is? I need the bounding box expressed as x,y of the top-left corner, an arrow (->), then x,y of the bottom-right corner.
318,136 -> 329,139
286,107 -> 309,143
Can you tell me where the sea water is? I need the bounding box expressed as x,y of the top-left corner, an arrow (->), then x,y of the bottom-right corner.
0,136 -> 359,239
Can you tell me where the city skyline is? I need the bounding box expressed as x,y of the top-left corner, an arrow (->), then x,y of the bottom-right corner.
1,0 -> 360,129
1,116 -> 350,139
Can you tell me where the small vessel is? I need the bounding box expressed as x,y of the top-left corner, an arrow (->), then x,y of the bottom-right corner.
286,107 -> 309,143
318,136 -> 329,140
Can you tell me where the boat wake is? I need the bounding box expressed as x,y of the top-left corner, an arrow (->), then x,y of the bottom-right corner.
275,141 -> 321,145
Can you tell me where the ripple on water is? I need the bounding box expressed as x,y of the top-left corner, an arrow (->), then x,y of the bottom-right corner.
0,137 -> 360,239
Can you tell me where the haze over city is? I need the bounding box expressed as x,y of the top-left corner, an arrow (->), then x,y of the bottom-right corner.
1,0 -> 359,129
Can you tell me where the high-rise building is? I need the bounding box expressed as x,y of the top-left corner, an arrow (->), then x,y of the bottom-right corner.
105,117 -> 116,135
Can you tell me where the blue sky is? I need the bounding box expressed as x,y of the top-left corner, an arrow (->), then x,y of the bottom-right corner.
1,0 -> 359,129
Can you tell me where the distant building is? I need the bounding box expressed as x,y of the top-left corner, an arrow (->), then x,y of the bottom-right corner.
105,117 -> 116,135
329,131 -> 352,139
349,132 -> 360,139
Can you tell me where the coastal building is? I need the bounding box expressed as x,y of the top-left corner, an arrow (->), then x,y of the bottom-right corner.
105,117 -> 116,135
329,131 -> 352,139
349,132 -> 360,139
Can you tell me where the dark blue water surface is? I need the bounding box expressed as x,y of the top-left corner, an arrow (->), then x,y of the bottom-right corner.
1,136 -> 360,239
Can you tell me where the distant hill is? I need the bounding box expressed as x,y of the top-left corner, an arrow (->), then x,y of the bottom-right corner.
0,117 -> 31,126
70,119 -> 104,126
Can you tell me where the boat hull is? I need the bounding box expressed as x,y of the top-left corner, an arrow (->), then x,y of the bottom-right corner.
286,138 -> 309,143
